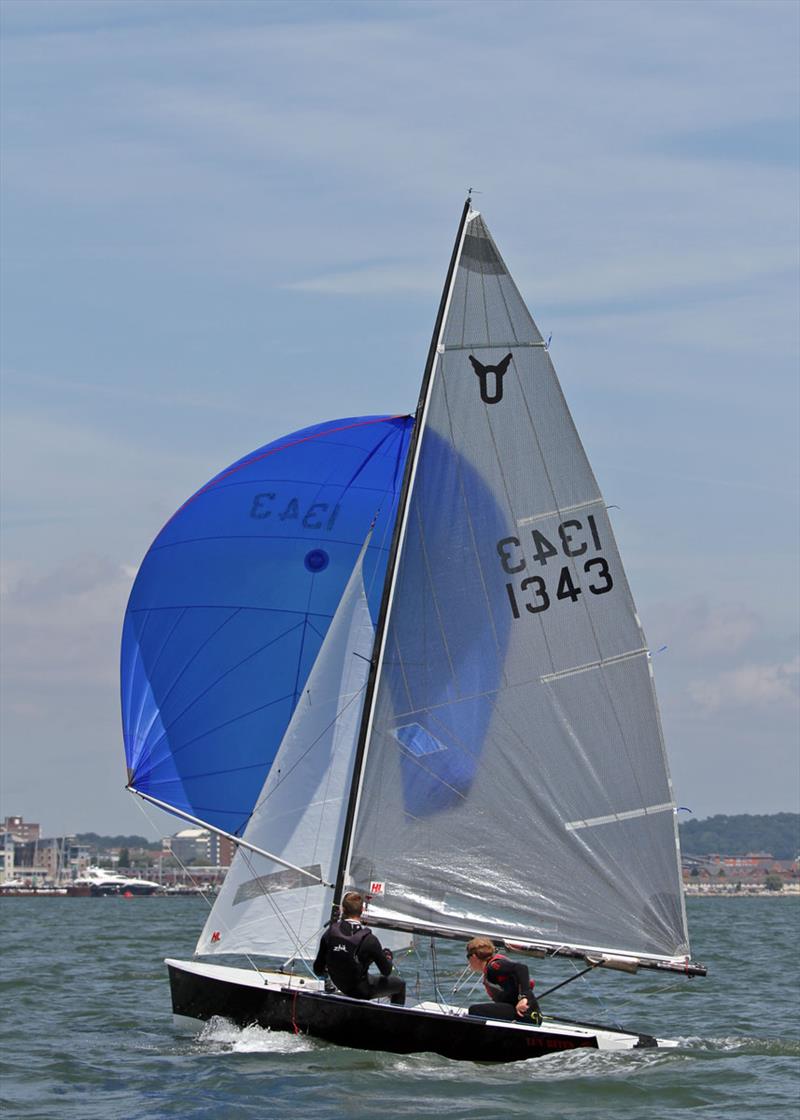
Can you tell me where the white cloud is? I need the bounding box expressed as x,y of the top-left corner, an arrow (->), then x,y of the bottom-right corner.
688,655 -> 800,713
285,263 -> 440,296
525,242 -> 796,308
1,366 -> 261,416
1,555 -> 134,690
649,596 -> 761,658
285,238 -> 798,315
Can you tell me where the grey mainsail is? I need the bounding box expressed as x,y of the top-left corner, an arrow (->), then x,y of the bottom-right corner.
345,210 -> 690,964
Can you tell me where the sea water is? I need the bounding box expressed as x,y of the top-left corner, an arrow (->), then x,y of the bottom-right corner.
1,896 -> 797,1119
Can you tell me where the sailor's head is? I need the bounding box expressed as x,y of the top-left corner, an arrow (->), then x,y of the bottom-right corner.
341,891 -> 365,919
465,936 -> 495,970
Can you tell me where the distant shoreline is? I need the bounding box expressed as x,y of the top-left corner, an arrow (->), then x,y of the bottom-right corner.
684,887 -> 799,898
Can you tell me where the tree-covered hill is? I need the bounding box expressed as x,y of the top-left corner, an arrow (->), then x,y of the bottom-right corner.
73,816 -> 800,860
679,814 -> 799,860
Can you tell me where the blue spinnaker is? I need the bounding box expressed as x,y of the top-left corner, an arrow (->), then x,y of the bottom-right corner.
386,428 -> 511,817
121,415 -> 413,835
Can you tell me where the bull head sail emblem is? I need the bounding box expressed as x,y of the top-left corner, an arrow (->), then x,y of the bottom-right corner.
469,352 -> 513,405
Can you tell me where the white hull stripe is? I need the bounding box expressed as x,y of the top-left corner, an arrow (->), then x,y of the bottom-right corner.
565,803 -> 674,832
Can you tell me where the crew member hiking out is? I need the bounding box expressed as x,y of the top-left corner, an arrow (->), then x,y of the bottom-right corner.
465,936 -> 542,1023
313,890 -> 406,1005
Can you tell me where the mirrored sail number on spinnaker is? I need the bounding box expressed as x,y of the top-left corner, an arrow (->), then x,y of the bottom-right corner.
496,513 -> 613,619
249,493 -> 341,530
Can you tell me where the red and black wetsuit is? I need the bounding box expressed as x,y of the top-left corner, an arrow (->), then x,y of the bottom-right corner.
468,953 -> 538,1021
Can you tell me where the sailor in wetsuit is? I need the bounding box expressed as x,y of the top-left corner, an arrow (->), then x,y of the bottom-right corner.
313,890 -> 406,1005
465,936 -> 542,1023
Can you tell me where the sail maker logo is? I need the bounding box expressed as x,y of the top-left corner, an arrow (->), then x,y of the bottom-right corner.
469,353 -> 512,404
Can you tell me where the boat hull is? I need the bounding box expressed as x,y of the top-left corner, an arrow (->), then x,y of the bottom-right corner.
167,959 -> 659,1063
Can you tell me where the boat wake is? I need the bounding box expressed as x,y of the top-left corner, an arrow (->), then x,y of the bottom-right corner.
179,1016 -> 799,1071
672,1035 -> 800,1058
387,1034 -> 795,1081
194,1016 -> 318,1055
382,1045 -> 680,1081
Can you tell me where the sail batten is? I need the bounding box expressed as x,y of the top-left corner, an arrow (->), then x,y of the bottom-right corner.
565,803 -> 674,833
444,341 -> 549,352
540,647 -> 649,683
517,497 -> 606,525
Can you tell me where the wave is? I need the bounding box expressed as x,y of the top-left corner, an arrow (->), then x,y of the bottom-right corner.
194,1015 -> 318,1055
672,1035 -> 800,1058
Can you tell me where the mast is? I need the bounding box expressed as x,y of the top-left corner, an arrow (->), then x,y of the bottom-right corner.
332,198 -> 473,908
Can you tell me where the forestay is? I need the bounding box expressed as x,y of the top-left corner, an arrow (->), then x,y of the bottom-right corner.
346,211 -> 690,963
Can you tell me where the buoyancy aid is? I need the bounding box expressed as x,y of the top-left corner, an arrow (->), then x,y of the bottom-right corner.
482,953 -> 535,1003
324,920 -> 372,993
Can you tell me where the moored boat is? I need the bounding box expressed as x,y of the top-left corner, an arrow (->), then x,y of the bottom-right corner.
69,866 -> 160,896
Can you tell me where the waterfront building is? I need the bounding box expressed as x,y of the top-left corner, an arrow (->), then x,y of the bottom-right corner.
3,816 -> 41,843
13,836 -> 91,883
0,832 -> 15,880
162,828 -> 234,868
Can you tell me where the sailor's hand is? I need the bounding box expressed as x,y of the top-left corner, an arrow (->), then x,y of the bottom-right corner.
383,948 -> 394,962
515,997 -> 529,1016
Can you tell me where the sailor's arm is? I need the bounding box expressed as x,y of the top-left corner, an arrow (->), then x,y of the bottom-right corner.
364,933 -> 393,977
312,933 -> 328,977
511,960 -> 531,1010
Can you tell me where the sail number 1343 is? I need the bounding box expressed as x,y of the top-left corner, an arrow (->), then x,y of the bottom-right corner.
497,514 -> 613,619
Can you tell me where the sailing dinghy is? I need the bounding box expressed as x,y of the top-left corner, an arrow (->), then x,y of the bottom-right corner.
121,200 -> 705,1063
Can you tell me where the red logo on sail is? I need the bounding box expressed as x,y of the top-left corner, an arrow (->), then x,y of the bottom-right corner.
211,931 -> 221,942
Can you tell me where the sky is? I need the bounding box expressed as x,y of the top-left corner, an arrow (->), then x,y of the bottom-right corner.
1,0 -> 798,840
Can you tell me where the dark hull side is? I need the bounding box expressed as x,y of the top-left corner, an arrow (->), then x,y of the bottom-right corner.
168,964 -> 601,1063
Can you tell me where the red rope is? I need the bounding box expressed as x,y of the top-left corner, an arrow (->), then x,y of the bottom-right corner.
291,991 -> 300,1035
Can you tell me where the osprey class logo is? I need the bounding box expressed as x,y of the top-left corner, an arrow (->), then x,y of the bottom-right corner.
469,353 -> 512,404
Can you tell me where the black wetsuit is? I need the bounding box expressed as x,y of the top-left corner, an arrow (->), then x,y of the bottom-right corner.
468,953 -> 540,1021
313,918 -> 406,1005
